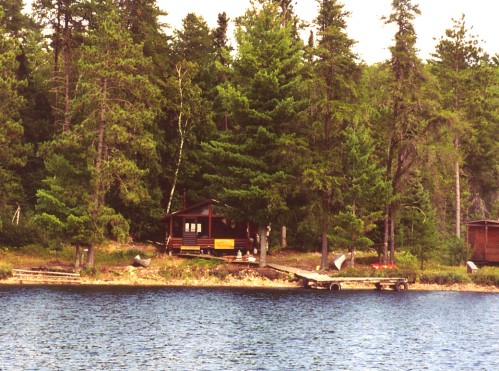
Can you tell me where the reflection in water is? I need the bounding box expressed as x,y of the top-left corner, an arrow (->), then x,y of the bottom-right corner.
0,286 -> 498,370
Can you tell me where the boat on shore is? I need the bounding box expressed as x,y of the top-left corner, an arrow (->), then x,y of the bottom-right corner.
133,255 -> 151,268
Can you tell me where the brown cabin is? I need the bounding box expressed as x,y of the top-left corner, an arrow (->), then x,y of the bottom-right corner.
465,219 -> 499,263
164,199 -> 256,254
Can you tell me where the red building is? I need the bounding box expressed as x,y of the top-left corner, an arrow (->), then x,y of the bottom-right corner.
465,219 -> 499,263
164,199 -> 256,254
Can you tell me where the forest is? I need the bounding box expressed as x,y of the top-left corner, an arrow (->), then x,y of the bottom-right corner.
0,0 -> 498,268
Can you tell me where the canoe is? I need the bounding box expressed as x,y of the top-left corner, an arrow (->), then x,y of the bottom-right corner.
333,254 -> 346,270
133,255 -> 151,268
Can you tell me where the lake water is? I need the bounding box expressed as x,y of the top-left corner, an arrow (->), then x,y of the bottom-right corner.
0,286 -> 498,370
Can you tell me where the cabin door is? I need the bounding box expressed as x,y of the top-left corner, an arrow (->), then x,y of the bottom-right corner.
183,218 -> 198,246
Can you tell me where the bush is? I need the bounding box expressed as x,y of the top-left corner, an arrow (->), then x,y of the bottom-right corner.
0,218 -> 42,247
336,266 -> 417,283
0,263 -> 12,279
159,264 -> 209,281
188,258 -> 225,269
419,270 -> 471,285
395,251 -> 419,270
471,268 -> 499,287
80,267 -> 99,277
441,237 -> 469,266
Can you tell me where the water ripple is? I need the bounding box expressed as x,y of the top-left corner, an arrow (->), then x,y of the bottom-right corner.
0,286 -> 498,370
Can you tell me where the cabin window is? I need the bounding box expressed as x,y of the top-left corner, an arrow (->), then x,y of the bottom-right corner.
184,222 -> 202,233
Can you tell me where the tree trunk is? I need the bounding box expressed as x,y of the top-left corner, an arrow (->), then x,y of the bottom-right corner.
382,206 -> 389,264
454,137 -> 461,238
74,244 -> 81,268
86,245 -> 95,269
165,136 -> 184,217
389,207 -> 395,264
92,77 -> 107,235
164,64 -> 188,247
320,223 -> 328,270
259,225 -> 267,267
63,10 -> 71,132
349,247 -> 355,267
281,225 -> 286,249
53,5 -> 61,130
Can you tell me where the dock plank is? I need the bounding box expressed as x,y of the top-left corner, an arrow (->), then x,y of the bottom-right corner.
13,269 -> 81,284
267,263 -> 408,290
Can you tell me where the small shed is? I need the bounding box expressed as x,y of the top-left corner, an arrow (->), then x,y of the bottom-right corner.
464,219 -> 499,263
164,199 -> 256,254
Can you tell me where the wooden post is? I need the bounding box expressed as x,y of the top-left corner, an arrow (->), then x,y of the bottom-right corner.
75,244 -> 81,268
86,246 -> 95,269
259,225 -> 267,267
281,225 -> 287,249
208,204 -> 212,239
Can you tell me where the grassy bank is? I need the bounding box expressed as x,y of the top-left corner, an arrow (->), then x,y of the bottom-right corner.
1,244 -> 499,291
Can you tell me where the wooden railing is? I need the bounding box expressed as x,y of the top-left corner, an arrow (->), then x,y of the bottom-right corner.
13,269 -> 81,284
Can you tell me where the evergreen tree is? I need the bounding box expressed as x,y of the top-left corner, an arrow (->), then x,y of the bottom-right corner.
212,12 -> 234,130
0,2 -> 52,236
332,125 -> 391,266
173,12 -> 214,93
32,0 -> 85,132
430,15 -> 494,234
301,0 -> 359,268
117,0 -> 170,78
35,2 -> 162,266
381,0 -> 430,264
397,171 -> 439,269
203,0 -> 305,265
161,13 -> 217,212
0,9 -> 29,234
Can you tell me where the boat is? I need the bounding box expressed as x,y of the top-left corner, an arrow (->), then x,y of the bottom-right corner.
333,254 -> 346,270
133,255 -> 151,268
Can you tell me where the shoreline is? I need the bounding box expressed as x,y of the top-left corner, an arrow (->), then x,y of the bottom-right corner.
2,276 -> 499,293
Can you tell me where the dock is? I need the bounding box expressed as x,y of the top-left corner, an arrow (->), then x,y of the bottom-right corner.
267,263 -> 408,291
13,269 -> 81,285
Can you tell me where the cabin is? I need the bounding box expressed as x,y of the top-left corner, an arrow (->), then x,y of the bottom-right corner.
465,219 -> 499,264
164,199 -> 256,254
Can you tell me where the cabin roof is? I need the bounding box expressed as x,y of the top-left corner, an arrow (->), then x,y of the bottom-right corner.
464,219 -> 499,227
165,199 -> 221,218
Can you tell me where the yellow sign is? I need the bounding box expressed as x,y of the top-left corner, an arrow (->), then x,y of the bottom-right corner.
214,239 -> 235,249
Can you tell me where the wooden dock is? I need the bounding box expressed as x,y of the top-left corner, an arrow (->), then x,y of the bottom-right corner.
267,263 -> 408,291
13,269 -> 81,285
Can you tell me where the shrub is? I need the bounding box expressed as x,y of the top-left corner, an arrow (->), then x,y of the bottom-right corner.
188,258 -> 225,269
0,263 -> 12,279
419,270 -> 471,285
209,266 -> 231,280
441,237 -> 469,266
395,251 -> 419,270
471,268 -> 499,287
159,264 -> 209,281
80,267 -> 99,277
0,218 -> 42,247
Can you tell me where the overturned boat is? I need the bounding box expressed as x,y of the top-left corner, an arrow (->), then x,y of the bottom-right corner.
133,255 -> 151,268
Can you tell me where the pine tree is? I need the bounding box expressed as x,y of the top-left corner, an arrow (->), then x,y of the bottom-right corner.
430,15 -> 492,236
35,2 -> 162,266
301,0 -> 360,268
0,9 -> 29,234
212,12 -> 233,130
203,0 -> 305,266
332,125 -> 391,266
397,171 -> 439,269
382,0 -> 429,264
32,0 -> 86,132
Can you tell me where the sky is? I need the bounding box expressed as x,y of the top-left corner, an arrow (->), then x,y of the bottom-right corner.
158,0 -> 499,64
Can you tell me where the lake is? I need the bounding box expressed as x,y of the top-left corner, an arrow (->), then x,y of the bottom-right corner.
0,285 -> 498,370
